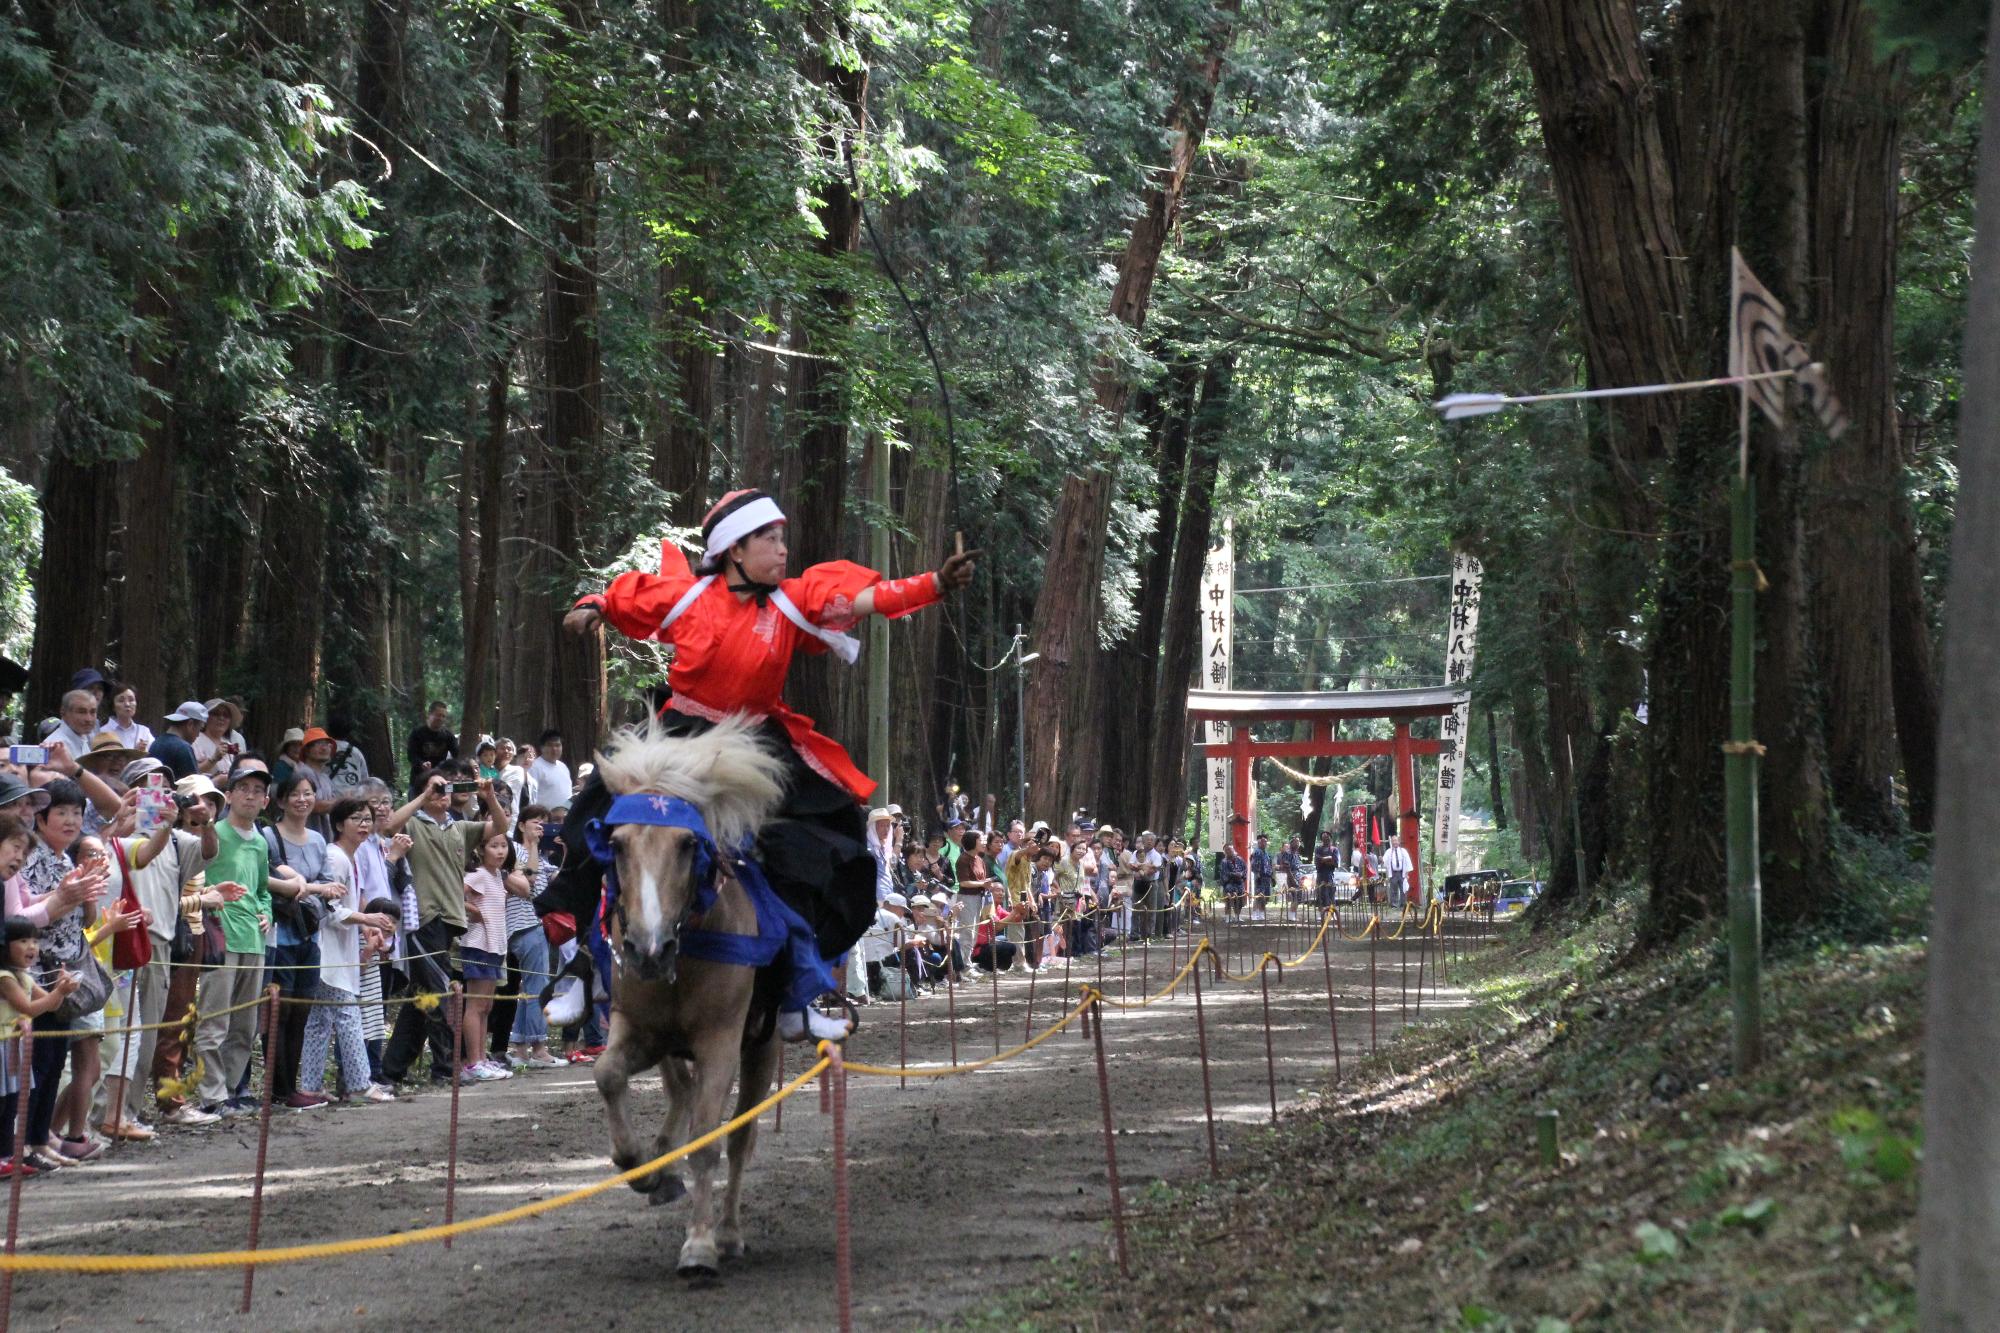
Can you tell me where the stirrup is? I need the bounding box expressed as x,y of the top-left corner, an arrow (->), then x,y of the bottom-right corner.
777,1001 -> 855,1045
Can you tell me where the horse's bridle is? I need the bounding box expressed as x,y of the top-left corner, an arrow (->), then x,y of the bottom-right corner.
586,793 -> 722,984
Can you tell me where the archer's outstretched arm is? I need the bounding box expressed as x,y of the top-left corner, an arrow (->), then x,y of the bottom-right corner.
851,546 -> 978,619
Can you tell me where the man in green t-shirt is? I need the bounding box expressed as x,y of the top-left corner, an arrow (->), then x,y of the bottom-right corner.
378,770 -> 510,1084
192,759 -> 275,1115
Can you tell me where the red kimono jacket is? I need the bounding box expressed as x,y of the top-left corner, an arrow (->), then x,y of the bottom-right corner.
583,543 -> 934,802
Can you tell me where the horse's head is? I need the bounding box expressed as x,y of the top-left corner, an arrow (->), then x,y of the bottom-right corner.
596,799 -> 716,982
589,716 -> 789,985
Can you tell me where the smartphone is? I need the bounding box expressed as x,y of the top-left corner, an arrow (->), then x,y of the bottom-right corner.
5,745 -> 46,765
135,782 -> 176,835
449,780 -> 480,794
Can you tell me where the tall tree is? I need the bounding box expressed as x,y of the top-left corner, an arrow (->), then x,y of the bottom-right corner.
460,21 -> 520,747
1804,0 -> 1907,834
1025,0 -> 1240,821
785,0 -> 869,743
1918,4 -> 2000,1315
1146,350 -> 1233,839
534,0 -> 609,754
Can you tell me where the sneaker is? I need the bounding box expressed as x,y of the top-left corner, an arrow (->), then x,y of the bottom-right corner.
163,1105 -> 222,1128
57,1137 -> 105,1163
526,1053 -> 566,1070
23,1148 -> 67,1172
98,1120 -> 156,1142
222,1097 -> 259,1118
565,1050 -> 596,1066
478,1060 -> 514,1080
578,1043 -> 607,1057
0,1158 -> 37,1179
363,1084 -> 398,1104
283,1092 -> 333,1111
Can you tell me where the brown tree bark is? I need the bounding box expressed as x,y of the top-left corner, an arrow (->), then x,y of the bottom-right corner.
1739,0 -> 1831,930
534,0 -> 608,755
1535,575 -> 1596,910
459,24 -> 518,747
890,441 -> 951,809
1518,0 -> 1689,475
784,0 -> 868,747
1025,1 -> 1239,823
323,0 -> 409,772
1886,477 -> 1939,830
112,277 -> 182,714
248,326 -> 331,751
28,446 -> 116,721
648,0 -> 717,529
1106,359 -> 1198,826
1145,350 -> 1233,840
1804,0 -> 1904,833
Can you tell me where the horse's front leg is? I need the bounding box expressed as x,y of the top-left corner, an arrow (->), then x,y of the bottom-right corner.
676,1032 -> 744,1278
647,1054 -> 695,1205
717,1030 -> 780,1259
595,1009 -> 666,1194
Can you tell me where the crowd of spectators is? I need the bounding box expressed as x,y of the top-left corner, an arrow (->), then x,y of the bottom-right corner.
0,667 -> 592,1178
0,661 -> 1413,1177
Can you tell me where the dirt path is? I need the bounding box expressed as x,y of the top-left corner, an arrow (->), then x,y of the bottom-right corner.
4,915 -> 1468,1331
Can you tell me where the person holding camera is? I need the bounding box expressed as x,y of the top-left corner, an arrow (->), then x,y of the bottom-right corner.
375,770 -> 511,1087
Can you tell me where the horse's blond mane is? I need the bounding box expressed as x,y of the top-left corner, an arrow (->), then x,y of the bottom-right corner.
592,715 -> 788,851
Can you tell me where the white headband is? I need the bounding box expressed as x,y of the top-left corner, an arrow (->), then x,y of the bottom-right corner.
704,496 -> 786,564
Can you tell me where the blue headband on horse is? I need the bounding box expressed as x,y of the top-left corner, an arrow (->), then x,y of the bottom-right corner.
586,794 -> 722,915
584,791 -> 815,981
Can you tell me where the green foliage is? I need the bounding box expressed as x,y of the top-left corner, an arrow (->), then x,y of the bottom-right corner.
0,469 -> 39,661
1870,0 -> 1987,73
1830,1107 -> 1922,1186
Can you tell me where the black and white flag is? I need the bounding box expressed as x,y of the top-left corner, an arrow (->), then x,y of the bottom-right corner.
1730,248 -> 1850,441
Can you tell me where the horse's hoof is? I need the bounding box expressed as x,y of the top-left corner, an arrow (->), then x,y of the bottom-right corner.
647,1176 -> 688,1206
717,1233 -> 746,1259
678,1237 -> 720,1278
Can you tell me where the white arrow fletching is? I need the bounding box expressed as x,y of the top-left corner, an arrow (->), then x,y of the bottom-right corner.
1433,393 -> 1510,420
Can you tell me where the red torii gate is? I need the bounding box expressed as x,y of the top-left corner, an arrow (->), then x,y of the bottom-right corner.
1187,686 -> 1470,902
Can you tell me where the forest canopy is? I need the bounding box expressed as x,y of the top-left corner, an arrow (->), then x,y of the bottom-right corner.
0,0 -> 1973,939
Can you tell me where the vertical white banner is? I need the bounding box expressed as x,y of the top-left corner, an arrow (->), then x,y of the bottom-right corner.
1435,549 -> 1482,877
1199,519 -> 1234,856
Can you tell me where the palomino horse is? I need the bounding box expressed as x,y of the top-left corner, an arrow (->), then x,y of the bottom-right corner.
588,716 -> 790,1277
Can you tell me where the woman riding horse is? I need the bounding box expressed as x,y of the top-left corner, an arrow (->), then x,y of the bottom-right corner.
542,487 -> 976,1044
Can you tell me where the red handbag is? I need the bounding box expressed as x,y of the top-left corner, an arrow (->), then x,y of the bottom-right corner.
109,838 -> 154,972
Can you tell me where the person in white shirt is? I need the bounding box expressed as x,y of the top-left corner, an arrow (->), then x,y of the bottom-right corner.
865,808 -> 897,903
96,683 -> 155,752
1379,840 -> 1416,904
47,689 -> 98,761
495,737 -> 530,817
527,729 -> 573,811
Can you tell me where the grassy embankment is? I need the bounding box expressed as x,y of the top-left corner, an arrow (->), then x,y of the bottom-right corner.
963,884 -> 1926,1331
